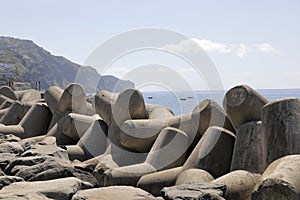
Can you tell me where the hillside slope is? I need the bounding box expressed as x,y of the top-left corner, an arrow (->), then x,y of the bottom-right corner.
0,36 -> 134,93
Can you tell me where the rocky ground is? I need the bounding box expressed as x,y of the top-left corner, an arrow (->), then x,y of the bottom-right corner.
0,84 -> 299,200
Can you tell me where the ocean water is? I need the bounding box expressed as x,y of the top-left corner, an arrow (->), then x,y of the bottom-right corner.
142,89 -> 300,116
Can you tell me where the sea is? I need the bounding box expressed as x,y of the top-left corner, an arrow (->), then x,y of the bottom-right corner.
142,89 -> 300,116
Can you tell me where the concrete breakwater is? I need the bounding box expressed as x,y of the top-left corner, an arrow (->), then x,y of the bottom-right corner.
0,84 -> 299,199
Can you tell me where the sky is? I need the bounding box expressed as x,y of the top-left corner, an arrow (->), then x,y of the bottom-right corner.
0,0 -> 299,91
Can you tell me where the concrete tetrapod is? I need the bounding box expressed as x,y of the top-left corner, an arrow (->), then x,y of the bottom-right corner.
94,90 -> 117,126
15,89 -> 41,103
261,97 -> 300,167
0,86 -> 18,101
120,105 -> 174,153
212,170 -> 261,200
223,84 -> 268,129
0,101 -> 31,125
121,99 -> 235,154
48,84 -> 95,130
103,127 -> 188,186
137,126 -> 236,196
230,121 -> 264,174
46,113 -> 100,145
0,103 -> 52,138
66,119 -> 108,161
92,89 -> 149,185
175,168 -> 214,185
183,126 -> 236,178
251,155 -> 300,200
44,85 -> 64,113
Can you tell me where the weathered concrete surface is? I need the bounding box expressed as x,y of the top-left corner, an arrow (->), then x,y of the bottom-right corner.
0,101 -> 31,125
183,126 -> 236,178
137,167 -> 183,196
175,168 -> 214,185
262,98 -> 300,167
0,86 -> 18,101
213,170 -> 261,200
102,127 -> 188,186
231,121 -> 264,173
251,155 -> 300,200
223,84 -> 268,129
72,186 -> 157,200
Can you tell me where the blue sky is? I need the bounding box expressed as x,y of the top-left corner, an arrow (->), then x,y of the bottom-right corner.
0,0 -> 299,90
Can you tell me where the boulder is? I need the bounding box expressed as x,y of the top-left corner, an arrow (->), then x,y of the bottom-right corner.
0,175 -> 24,190
72,186 -> 157,200
0,177 -> 92,199
161,182 -> 226,200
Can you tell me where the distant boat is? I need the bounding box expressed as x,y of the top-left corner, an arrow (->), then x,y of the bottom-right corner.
180,98 -> 187,101
188,96 -> 193,99
148,96 -> 153,99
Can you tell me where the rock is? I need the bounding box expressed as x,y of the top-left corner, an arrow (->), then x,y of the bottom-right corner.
4,155 -> 98,186
0,177 -> 92,199
0,134 -> 21,143
0,142 -> 24,155
183,126 -> 235,178
0,175 -> 24,190
213,170 -> 261,200
161,182 -> 226,200
231,121 -> 264,173
0,153 -> 16,170
175,168 -> 214,185
223,84 -> 268,129
251,155 -> 300,200
261,98 -> 300,167
72,186 -> 157,200
21,143 -> 69,159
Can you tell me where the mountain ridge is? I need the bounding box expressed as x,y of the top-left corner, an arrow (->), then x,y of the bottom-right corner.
0,36 -> 134,93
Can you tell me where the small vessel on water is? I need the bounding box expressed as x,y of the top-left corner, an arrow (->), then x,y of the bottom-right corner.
148,96 -> 153,99
180,98 -> 187,101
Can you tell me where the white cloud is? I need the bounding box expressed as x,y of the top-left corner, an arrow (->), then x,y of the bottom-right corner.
237,43 -> 247,57
254,43 -> 277,53
163,38 -> 231,54
192,39 -> 231,53
163,39 -> 279,58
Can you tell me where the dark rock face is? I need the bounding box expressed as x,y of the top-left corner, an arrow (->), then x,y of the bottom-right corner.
161,182 -> 226,200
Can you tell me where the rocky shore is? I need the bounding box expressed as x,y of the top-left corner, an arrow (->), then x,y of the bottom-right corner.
0,84 -> 299,199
